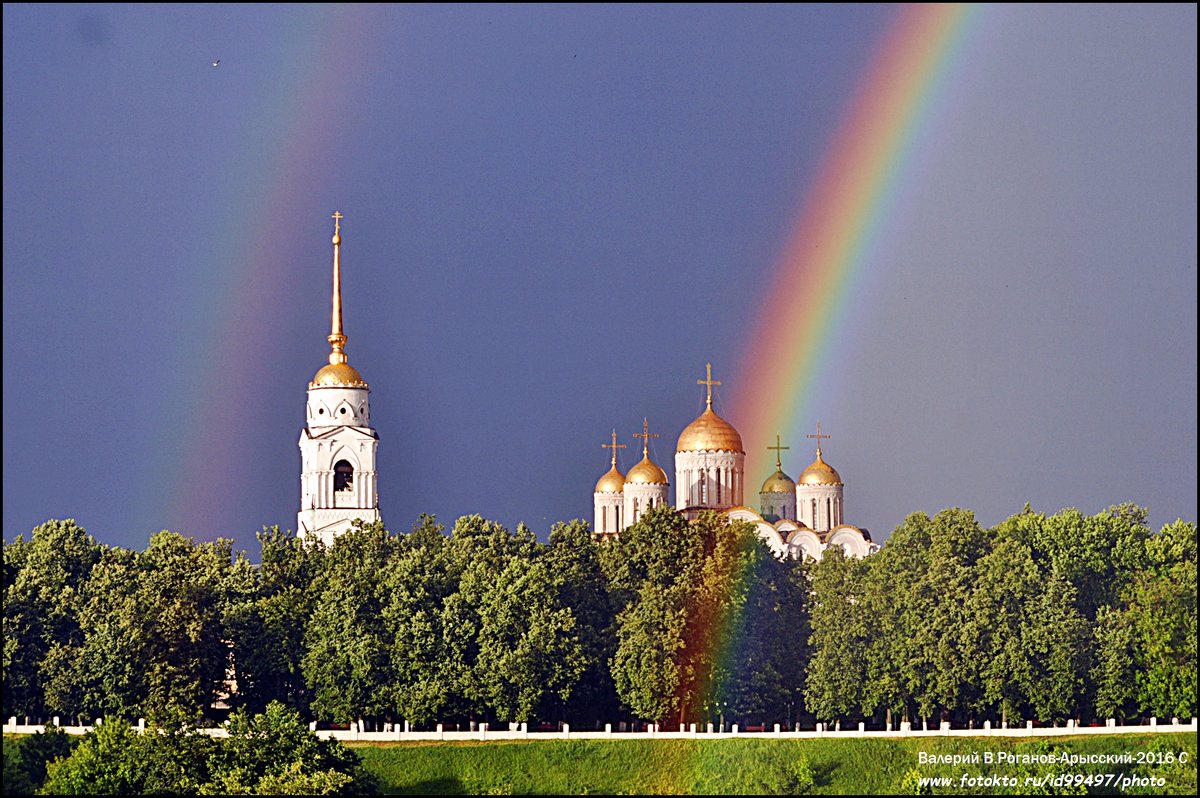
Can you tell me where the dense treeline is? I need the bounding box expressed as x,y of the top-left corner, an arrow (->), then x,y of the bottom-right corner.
3,504 -> 1194,731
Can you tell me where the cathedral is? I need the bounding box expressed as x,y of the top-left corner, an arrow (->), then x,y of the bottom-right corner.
592,365 -> 877,560
297,213 -> 382,546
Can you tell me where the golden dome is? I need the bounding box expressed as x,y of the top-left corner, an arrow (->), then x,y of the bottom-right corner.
595,464 -> 625,493
799,450 -> 842,485
676,407 -> 743,453
310,362 -> 368,388
626,454 -> 669,485
761,469 -> 796,494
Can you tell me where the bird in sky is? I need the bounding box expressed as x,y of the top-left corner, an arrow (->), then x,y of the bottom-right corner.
212,59 -> 220,67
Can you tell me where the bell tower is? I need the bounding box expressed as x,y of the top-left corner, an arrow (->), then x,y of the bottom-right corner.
297,212 -> 381,545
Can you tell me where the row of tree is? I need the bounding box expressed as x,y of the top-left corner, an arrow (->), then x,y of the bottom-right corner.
3,504 -> 1195,730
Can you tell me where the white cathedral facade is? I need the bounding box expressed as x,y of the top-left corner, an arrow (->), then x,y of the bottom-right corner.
592,365 -> 877,561
297,213 -> 382,546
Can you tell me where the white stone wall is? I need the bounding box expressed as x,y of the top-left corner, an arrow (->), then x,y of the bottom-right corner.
795,483 -> 843,534
674,450 -> 745,510
306,385 -> 371,427
623,482 -> 668,528
594,491 -> 623,535
298,384 -> 380,545
758,490 -> 796,523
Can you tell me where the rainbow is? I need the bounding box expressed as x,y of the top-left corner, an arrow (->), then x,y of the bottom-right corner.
157,5 -> 392,539
732,4 -> 979,481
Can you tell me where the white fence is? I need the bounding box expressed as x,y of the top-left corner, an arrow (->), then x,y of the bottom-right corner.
5,715 -> 1197,741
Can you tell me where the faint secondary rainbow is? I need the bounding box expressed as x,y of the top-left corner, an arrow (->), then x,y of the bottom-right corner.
733,4 -> 979,480
156,5 -> 392,540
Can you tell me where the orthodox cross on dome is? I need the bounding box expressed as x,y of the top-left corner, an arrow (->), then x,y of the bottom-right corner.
697,362 -> 722,409
806,421 -> 831,457
633,418 -> 660,458
767,433 -> 790,471
327,211 -> 348,365
602,429 -> 627,468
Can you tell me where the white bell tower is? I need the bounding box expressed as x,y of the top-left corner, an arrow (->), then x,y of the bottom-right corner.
297,212 -> 381,546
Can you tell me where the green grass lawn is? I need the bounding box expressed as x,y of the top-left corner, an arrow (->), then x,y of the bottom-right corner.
350,732 -> 1197,795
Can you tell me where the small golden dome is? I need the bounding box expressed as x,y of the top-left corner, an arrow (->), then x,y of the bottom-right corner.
799,450 -> 842,485
626,454 -> 669,485
595,464 -> 625,494
761,469 -> 796,494
310,362 -> 368,388
676,407 -> 743,453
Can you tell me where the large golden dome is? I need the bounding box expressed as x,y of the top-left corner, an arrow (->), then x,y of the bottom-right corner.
761,469 -> 796,494
677,406 -> 743,453
626,454 -> 669,485
310,362 -> 368,388
595,464 -> 625,493
799,450 -> 842,485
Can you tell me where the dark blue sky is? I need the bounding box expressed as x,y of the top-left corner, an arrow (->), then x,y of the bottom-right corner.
4,4 -> 1196,555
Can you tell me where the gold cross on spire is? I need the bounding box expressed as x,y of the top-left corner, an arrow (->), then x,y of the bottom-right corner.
697,362 -> 721,408
807,421 -> 831,456
332,210 -> 343,236
767,433 -> 790,471
602,429 -> 627,467
633,418 -> 659,458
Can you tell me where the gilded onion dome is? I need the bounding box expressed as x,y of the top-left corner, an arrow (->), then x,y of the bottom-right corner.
595,465 -> 625,493
799,449 -> 842,485
309,211 -> 369,389
596,430 -> 627,493
761,468 -> 796,494
678,363 -> 743,452
627,418 -> 668,484
677,406 -> 743,453
311,362 -> 368,388
626,454 -> 669,485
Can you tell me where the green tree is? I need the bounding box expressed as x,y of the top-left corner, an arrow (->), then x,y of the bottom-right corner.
1129,520 -> 1197,718
541,519 -> 620,724
380,515 -> 458,725
2,520 -> 101,720
804,546 -> 868,724
207,701 -> 374,794
224,526 -> 324,715
302,520 -> 398,725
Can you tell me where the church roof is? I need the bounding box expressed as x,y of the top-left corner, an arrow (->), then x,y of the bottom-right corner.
760,468 -> 796,494
626,454 -> 669,485
310,362 -> 368,388
798,449 -> 842,485
677,406 -> 743,453
595,464 -> 625,493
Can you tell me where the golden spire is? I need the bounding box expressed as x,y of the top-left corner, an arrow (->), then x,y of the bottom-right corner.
697,362 -> 721,409
768,433 -> 790,472
633,418 -> 660,458
602,429 -> 627,468
328,211 -> 348,366
807,421 -> 831,458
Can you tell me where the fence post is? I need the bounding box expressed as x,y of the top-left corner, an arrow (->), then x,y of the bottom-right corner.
563,723 -> 570,739
707,722 -> 714,734
1150,717 -> 1158,727
605,723 -> 612,735
437,723 -> 444,741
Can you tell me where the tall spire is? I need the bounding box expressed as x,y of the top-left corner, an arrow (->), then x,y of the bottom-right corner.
328,211 -> 348,365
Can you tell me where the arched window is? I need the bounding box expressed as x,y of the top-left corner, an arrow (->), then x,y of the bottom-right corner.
334,459 -> 354,492
716,468 -> 722,504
